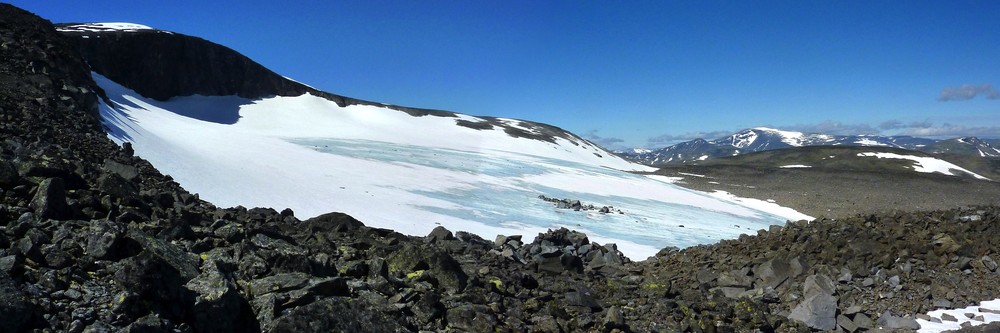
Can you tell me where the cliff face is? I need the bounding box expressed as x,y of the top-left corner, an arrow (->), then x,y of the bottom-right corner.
57,25 -> 311,101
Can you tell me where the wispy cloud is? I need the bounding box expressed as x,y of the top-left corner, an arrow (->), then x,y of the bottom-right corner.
894,123 -> 1000,138
878,120 -> 933,130
784,121 -> 879,136
938,83 -> 1000,101
582,130 -> 625,149
647,130 -> 732,146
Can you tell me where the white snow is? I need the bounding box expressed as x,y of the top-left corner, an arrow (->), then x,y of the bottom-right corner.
753,127 -> 807,146
854,138 -> 888,146
697,155 -> 709,161
916,299 -> 1000,332
708,191 -> 814,221
779,165 -> 812,168
678,172 -> 707,178
857,152 -> 990,180
95,73 -> 807,260
57,22 -> 158,33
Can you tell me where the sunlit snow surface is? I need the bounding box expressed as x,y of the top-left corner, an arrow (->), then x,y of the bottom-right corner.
95,73 -> 801,260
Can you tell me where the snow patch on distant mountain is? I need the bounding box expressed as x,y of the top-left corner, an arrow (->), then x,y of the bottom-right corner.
57,22 -> 160,33
857,152 -> 990,180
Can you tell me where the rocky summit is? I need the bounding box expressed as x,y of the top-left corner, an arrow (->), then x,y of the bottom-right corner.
2,4 -> 1000,333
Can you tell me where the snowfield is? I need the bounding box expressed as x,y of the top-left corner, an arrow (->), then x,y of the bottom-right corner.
96,73 -> 810,260
857,152 -> 990,180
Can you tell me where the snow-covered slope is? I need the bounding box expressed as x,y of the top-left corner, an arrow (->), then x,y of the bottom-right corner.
857,152 -> 990,180
95,73 -> 804,260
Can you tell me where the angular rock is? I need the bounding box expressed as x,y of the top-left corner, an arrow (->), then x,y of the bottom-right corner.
126,228 -> 200,280
386,243 -> 468,292
803,274 -> 836,297
425,226 -> 454,243
876,311 -> 920,330
787,294 -> 838,330
838,314 -> 858,332
753,257 -> 792,289
983,255 -> 998,272
30,177 -> 68,219
185,260 -> 252,332
248,272 -> 310,297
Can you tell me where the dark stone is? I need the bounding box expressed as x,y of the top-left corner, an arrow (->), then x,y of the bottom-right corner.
0,159 -> 18,186
102,159 -> 139,181
113,251 -> 193,321
387,243 -> 467,292
269,297 -> 408,333
87,220 -> 125,260
248,273 -> 310,297
0,270 -> 32,332
126,228 -> 200,280
122,314 -> 172,333
426,226 -> 454,243
185,260 -> 254,332
446,304 -> 497,332
753,257 -> 792,289
31,177 -> 68,219
854,313 -> 875,330
787,294 -> 838,330
565,287 -> 603,311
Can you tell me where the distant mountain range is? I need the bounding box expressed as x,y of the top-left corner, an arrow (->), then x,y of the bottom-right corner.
617,127 -> 1000,165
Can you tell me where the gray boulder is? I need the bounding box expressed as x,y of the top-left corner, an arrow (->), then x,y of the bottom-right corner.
787,294 -> 838,330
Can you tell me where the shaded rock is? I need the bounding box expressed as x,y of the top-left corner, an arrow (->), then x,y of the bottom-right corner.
838,314 -> 858,332
30,177 -> 68,219
102,159 -> 139,181
803,274 -> 836,297
387,243 -> 467,292
185,260 -> 253,332
0,270 -> 32,332
269,297 -> 408,333
566,287 -> 603,311
126,228 -> 200,280
876,311 -> 920,330
446,304 -> 497,332
426,226 -> 454,243
787,294 -> 838,330
753,257 -> 792,289
249,272 -> 310,297
983,255 -> 997,272
854,313 -> 875,330
86,220 -> 125,260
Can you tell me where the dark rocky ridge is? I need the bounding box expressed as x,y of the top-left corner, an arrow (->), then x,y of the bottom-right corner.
3,4 -> 1000,332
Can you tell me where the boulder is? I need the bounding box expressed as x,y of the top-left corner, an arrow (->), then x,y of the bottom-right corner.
787,294 -> 838,330
30,177 -> 68,219
876,311 -> 920,330
185,260 -> 252,332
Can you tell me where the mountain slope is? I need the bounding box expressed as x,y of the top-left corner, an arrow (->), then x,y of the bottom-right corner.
60,23 -> 806,259
622,127 -> 997,165
649,146 -> 1000,218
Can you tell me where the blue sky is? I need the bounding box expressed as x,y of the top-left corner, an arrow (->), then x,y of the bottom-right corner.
14,1 -> 1000,148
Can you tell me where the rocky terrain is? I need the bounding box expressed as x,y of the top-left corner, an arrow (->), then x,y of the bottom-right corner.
3,4 -> 1000,333
651,146 -> 1000,219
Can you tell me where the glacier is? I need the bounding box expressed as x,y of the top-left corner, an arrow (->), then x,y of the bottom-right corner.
95,73 -> 810,260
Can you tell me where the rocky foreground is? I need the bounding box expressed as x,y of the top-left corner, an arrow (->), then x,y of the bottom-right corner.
2,4 -> 1000,332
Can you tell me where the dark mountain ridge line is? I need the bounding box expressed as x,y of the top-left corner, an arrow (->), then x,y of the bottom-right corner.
55,22 -> 605,150
3,4 -> 1000,332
